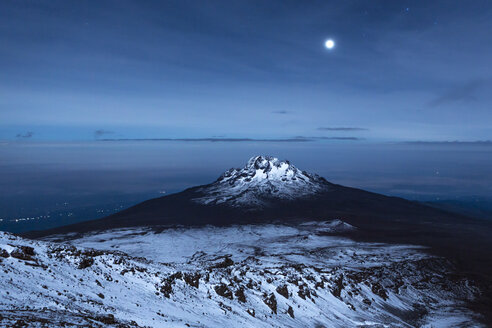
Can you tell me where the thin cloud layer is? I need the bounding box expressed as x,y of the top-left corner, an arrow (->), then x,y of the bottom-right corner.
15,131 -> 33,138
98,136 -> 362,142
317,127 -> 368,131
403,140 -> 492,145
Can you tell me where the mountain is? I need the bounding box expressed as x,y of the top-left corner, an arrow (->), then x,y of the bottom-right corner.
24,155 -> 470,232
1,223 -> 484,327
10,156 -> 492,325
193,156 -> 329,207
23,156 -> 492,278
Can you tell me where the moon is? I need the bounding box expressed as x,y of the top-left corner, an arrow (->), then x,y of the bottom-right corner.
325,39 -> 335,49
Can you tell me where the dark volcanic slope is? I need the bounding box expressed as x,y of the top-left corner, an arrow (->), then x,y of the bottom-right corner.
24,175 -> 492,271
23,172 -> 469,236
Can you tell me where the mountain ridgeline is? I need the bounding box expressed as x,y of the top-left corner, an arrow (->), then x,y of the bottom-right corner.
24,156 -> 482,233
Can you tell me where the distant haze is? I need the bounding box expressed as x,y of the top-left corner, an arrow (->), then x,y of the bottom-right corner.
1,140 -> 491,218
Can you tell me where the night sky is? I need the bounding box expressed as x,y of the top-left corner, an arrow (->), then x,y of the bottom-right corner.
1,1 -> 492,222
1,0 -> 491,141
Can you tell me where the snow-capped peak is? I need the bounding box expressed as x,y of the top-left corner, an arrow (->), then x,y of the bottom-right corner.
193,156 -> 329,206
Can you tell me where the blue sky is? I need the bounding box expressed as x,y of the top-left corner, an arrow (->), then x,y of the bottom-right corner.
1,0 -> 492,142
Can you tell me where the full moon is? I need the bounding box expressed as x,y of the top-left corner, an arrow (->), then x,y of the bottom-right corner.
325,39 -> 335,49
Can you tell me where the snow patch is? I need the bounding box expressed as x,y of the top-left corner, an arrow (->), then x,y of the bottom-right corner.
193,155 -> 329,207
0,221 -> 484,327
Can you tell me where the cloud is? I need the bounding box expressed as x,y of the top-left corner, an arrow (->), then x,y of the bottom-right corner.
429,79 -> 489,107
402,140 -> 492,145
292,135 -> 363,140
94,129 -> 114,138
317,127 -> 368,131
271,110 -> 290,114
315,136 -> 363,140
97,136 -> 363,143
15,131 -> 33,138
99,137 -> 312,142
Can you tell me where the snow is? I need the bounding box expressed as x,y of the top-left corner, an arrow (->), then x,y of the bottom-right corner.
0,222 -> 484,327
193,156 -> 329,206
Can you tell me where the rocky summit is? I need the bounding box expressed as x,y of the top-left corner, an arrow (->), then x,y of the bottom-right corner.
194,156 -> 330,207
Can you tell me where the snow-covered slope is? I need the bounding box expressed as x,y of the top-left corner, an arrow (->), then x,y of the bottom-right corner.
1,221 -> 484,327
193,156 -> 330,207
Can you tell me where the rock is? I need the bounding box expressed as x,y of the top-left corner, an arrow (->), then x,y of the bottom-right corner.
263,293 -> 277,314
11,246 -> 35,261
78,257 -> 94,269
0,248 -> 9,258
160,281 -> 173,298
297,285 -> 311,300
95,314 -> 116,324
211,257 -> 234,269
235,287 -> 246,303
371,282 -> 388,300
82,249 -> 105,257
331,274 -> 344,298
287,305 -> 295,318
169,272 -> 183,280
20,246 -> 35,256
184,272 -> 200,288
215,284 -> 233,300
13,319 -> 27,328
276,285 -> 289,299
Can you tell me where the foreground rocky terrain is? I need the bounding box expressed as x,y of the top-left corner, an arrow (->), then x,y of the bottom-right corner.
0,220 -> 484,327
